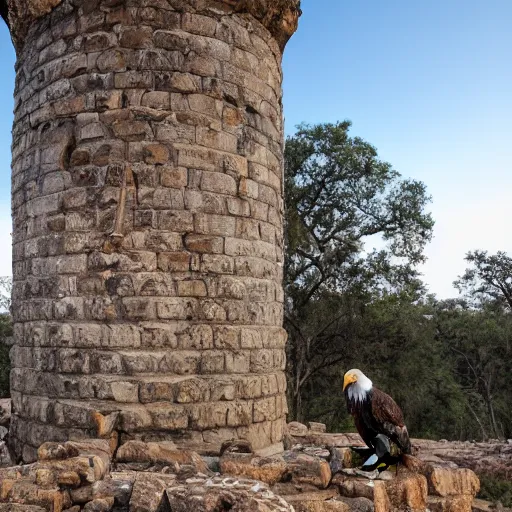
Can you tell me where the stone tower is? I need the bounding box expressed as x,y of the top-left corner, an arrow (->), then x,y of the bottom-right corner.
4,0 -> 300,462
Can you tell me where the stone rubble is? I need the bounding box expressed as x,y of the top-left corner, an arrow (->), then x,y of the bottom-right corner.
0,422 -> 484,511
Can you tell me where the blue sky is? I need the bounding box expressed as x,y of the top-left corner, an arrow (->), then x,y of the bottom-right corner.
0,0 -> 511,297
283,0 -> 512,297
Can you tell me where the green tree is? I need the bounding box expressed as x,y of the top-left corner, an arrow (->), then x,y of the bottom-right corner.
284,122 -> 434,421
0,277 -> 11,397
454,251 -> 512,310
0,277 -> 11,312
435,303 -> 512,440
0,314 -> 11,398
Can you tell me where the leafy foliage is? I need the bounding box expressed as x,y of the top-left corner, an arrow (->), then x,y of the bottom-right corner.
0,313 -> 11,398
0,277 -> 11,398
0,276 -> 11,312
284,122 -> 512,448
478,476 -> 512,508
284,121 -> 434,421
454,251 -> 512,310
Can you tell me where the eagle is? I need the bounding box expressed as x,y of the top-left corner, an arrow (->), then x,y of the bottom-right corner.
343,369 -> 411,459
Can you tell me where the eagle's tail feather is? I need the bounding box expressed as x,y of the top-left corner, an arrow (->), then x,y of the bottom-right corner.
396,426 -> 412,455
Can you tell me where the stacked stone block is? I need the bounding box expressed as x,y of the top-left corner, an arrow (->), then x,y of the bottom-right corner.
6,0 -> 300,462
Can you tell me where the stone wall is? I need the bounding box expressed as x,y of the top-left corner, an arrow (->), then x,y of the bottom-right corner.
7,0 -> 300,462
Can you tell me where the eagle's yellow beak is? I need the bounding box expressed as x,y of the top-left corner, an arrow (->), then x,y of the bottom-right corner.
343,373 -> 357,391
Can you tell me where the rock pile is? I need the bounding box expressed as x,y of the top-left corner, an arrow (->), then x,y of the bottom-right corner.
0,420 -> 483,512
413,438 -> 512,481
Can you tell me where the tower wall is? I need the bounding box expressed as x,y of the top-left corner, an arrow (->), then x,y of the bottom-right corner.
7,0 -> 300,462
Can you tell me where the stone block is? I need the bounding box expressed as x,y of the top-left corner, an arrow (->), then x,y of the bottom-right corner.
177,280 -> 207,297
284,493 -> 350,512
426,467 -> 480,497
185,235 -> 223,254
116,441 -> 208,473
428,495 -> 474,512
160,167 -> 187,188
129,473 -> 177,512
283,452 -> 332,489
219,453 -> 287,485
69,475 -> 134,506
309,422 -> 327,433
385,472 -> 427,511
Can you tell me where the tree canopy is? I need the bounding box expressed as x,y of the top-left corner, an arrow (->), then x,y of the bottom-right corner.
284,122 -> 512,446
284,122 -> 434,421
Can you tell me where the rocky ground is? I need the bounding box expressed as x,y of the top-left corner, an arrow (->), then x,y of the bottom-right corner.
412,438 -> 512,481
0,401 -> 505,512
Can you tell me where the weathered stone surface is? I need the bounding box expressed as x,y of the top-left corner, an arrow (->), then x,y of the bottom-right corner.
7,0 -> 298,459
165,475 -> 294,511
82,498 -> 114,512
0,506 -> 47,512
426,467 -> 480,497
309,423 -> 327,433
116,441 -> 209,474
429,495 -> 475,512
0,441 -> 14,467
219,453 -> 288,485
129,473 -> 177,512
336,497 -> 374,512
384,472 -> 428,511
283,490 -> 350,512
0,399 -> 11,427
69,475 -> 134,507
283,452 -> 332,489
336,477 -> 377,501
414,438 -> 512,482
0,481 -> 71,512
288,422 -> 308,437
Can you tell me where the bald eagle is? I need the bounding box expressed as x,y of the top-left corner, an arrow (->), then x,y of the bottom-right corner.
343,369 -> 411,456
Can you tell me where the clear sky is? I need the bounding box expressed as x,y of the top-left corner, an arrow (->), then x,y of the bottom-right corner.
0,0 -> 511,298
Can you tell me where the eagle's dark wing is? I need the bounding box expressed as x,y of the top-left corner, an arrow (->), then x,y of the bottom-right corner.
370,387 -> 411,454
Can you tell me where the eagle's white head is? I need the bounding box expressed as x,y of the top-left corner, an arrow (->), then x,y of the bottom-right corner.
343,368 -> 373,404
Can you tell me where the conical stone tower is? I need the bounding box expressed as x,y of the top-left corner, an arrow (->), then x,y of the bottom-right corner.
4,0 -> 300,462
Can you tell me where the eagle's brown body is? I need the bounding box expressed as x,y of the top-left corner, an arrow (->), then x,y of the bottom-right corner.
343,370 -> 411,455
347,387 -> 411,454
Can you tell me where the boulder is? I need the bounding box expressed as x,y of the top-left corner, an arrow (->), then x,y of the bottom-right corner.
38,443 -> 80,461
69,474 -> 135,507
336,477 -> 376,501
429,495 -> 475,512
129,473 -> 177,512
82,498 -> 114,512
0,399 -> 11,427
220,439 -> 253,455
413,438 -> 511,481
283,490 -> 350,511
426,467 -> 480,497
116,441 -> 209,474
219,452 -> 288,485
283,452 -> 332,489
329,447 -> 353,475
0,506 -> 47,512
384,472 -> 428,511
164,476 -> 294,512
35,455 -> 109,485
308,423 -> 327,434
38,440 -> 112,468
0,481 -> 72,512
373,481 -> 391,512
336,496 -> 374,512
0,441 -> 13,467
288,422 -> 308,437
